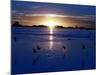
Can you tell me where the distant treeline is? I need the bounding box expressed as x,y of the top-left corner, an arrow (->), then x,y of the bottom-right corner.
12,21 -> 95,30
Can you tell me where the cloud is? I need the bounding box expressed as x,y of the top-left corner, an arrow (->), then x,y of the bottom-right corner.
12,12 -> 95,28
31,6 -> 42,9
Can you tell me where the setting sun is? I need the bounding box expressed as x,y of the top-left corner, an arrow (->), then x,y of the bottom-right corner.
46,21 -> 56,29
45,20 -> 57,34
45,14 -> 57,28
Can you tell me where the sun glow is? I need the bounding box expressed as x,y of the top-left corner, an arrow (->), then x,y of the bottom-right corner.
46,14 -> 57,17
44,14 -> 58,29
47,21 -> 56,29
44,14 -> 57,49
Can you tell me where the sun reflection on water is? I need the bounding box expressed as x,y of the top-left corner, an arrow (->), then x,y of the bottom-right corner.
49,28 -> 54,49
50,28 -> 53,34
49,35 -> 53,49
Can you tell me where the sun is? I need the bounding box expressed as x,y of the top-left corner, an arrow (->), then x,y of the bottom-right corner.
46,21 -> 56,29
43,14 -> 58,29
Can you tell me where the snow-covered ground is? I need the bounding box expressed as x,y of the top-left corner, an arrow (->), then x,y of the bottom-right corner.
11,27 -> 96,74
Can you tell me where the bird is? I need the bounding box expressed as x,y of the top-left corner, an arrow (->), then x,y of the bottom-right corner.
62,45 -> 66,50
62,45 -> 67,59
82,45 -> 86,49
62,53 -> 66,59
32,47 -> 37,53
33,55 -> 40,64
67,38 -> 71,40
13,36 -> 17,42
36,45 -> 41,50
33,59 -> 37,64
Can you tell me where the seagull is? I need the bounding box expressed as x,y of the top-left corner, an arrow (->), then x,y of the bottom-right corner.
62,45 -> 67,59
62,45 -> 66,50
32,47 -> 37,53
68,38 -> 71,40
62,53 -> 66,59
14,36 -> 17,42
33,55 -> 40,64
36,45 -> 41,50
82,45 -> 86,49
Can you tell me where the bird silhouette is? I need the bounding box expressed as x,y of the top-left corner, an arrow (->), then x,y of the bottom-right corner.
32,47 -> 37,53
36,45 -> 41,50
62,45 -> 67,59
82,45 -> 86,49
13,36 -> 17,42
62,45 -> 66,50
33,59 -> 37,64
68,38 -> 71,40
80,44 -> 86,69
33,55 -> 40,64
62,53 -> 66,59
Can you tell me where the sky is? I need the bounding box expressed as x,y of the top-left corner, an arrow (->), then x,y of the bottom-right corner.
11,1 -> 96,28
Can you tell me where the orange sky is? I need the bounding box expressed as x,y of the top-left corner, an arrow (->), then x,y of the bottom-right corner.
12,1 -> 96,28
12,14 -> 95,28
